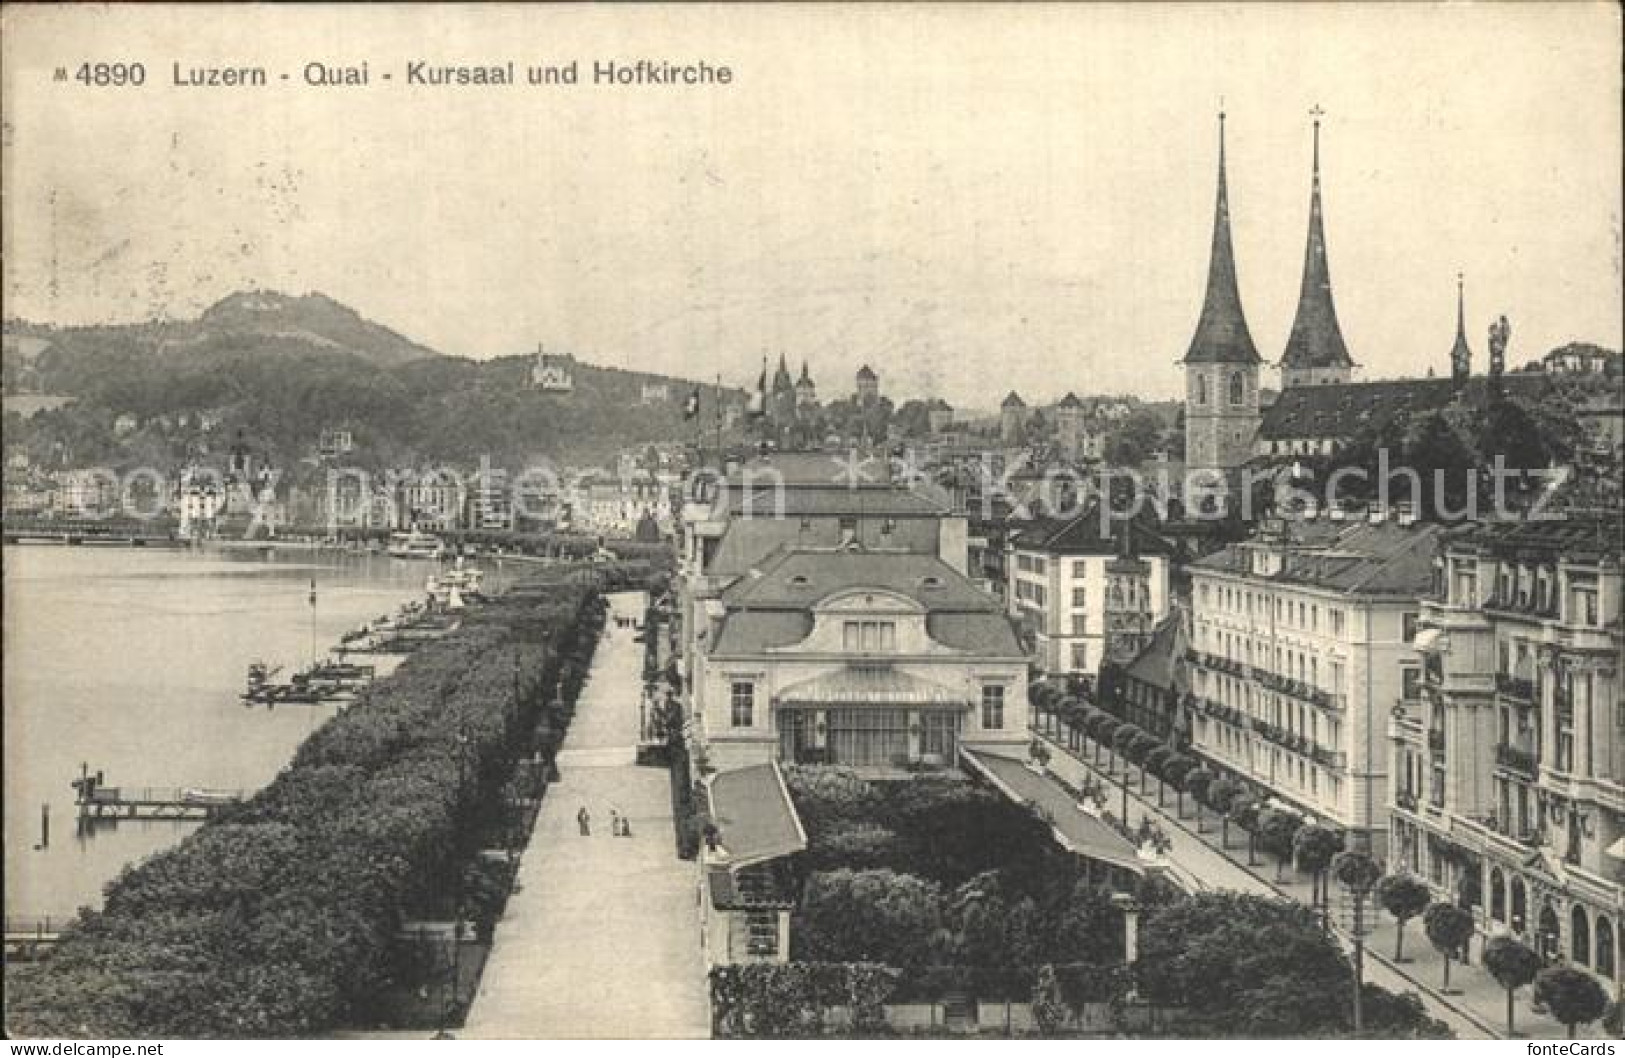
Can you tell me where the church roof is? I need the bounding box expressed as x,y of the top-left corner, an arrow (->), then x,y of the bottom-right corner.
772,353 -> 794,390
1448,279 -> 1473,372
1257,373 -> 1550,441
1002,391 -> 1026,409
856,364 -> 877,381
1057,392 -> 1085,409
1183,113 -> 1261,366
1279,119 -> 1354,371
797,360 -> 815,386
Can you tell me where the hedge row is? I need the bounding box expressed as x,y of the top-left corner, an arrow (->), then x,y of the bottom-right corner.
7,579 -> 608,1038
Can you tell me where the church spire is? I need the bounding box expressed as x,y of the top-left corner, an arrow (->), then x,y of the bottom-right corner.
1182,110 -> 1260,365
1280,108 -> 1353,381
1449,272 -> 1472,382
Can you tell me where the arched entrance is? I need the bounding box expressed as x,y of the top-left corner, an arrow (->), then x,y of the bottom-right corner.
1489,868 -> 1506,922
1537,904 -> 1562,962
1511,878 -> 1528,935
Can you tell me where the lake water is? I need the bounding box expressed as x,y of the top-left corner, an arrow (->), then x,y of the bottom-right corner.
2,544 -> 518,922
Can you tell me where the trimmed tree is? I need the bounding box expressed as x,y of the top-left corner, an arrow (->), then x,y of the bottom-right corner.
1422,902 -> 1476,993
1482,935 -> 1542,1036
1145,746 -> 1174,806
1533,965 -> 1610,1039
1111,722 -> 1140,775
1130,733 -> 1161,793
1257,809 -> 1303,883
1293,825 -> 1345,908
1206,777 -> 1244,849
1163,755 -> 1195,818
1375,874 -> 1432,963
1185,767 -> 1216,832
1231,797 -> 1262,866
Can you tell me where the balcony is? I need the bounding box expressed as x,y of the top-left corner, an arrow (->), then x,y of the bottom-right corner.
1495,742 -> 1538,777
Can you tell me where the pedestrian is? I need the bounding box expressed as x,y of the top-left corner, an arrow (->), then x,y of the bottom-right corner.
620,815 -> 633,839
577,805 -> 591,836
609,808 -> 621,836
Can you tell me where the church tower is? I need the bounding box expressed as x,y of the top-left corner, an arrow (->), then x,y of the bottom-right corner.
1278,110 -> 1355,389
1182,111 -> 1262,475
1449,274 -> 1472,384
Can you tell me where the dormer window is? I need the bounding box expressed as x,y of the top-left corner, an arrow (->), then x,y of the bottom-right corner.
921,575 -> 943,590
790,575 -> 812,589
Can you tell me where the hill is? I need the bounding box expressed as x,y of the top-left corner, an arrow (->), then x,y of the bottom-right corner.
2,291 -> 745,473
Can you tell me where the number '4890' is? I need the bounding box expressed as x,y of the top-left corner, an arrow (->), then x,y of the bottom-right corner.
76,63 -> 146,87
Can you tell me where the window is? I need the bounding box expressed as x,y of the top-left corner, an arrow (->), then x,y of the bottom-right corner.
1401,666 -> 1422,702
1073,560 -> 1090,578
1071,614 -> 1088,636
981,684 -> 1006,729
1197,375 -> 1210,405
745,910 -> 779,956
1402,612 -> 1420,643
730,681 -> 755,728
1070,643 -> 1090,671
1229,371 -> 1245,405
838,516 -> 857,539
1072,587 -> 1089,608
1330,609 -> 1346,637
843,621 -> 897,653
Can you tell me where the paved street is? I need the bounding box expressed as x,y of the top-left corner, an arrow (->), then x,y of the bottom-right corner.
1037,725 -> 1619,1040
463,592 -> 710,1039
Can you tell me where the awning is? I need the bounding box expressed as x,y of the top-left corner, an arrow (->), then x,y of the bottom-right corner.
776,665 -> 969,708
960,747 -> 1143,874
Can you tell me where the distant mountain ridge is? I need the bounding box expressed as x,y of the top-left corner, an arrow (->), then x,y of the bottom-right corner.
3,289 -> 746,470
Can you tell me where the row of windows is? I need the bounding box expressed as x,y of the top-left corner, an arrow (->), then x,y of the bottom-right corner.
727,680 -> 1010,731
1198,582 -> 1350,638
1193,371 -> 1250,407
842,620 -> 897,653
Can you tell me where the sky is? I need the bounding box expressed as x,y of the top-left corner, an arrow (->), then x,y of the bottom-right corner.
2,3 -> 1620,407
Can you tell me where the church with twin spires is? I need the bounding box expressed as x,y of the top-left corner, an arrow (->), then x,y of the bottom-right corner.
1179,111 -> 1519,475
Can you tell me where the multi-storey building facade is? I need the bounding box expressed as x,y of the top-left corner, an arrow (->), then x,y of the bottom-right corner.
679,451 -> 1025,773
1395,516 -> 1622,987
1006,508 -> 1174,681
1187,519 -> 1441,855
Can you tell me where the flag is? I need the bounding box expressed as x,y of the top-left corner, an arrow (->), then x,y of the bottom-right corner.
746,361 -> 767,419
683,386 -> 701,420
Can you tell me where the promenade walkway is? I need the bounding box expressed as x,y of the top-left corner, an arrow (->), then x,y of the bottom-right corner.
1037,724 -> 1618,1040
463,591 -> 709,1039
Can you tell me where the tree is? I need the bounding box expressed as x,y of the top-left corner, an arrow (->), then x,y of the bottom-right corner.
1230,797 -> 1262,865
1185,768 -> 1216,831
1422,903 -> 1475,993
1163,755 -> 1195,818
1111,722 -> 1140,774
1135,892 -> 1352,1033
1205,777 -> 1244,848
1482,935 -> 1542,1036
795,868 -> 943,968
1532,965 -> 1610,1039
1293,826 -> 1345,908
1257,809 -> 1303,883
1145,746 -> 1174,806
1375,874 -> 1432,963
1129,732 -> 1161,792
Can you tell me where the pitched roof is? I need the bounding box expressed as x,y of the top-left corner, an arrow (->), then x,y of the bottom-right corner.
1002,391 -> 1027,408
1057,392 -> 1085,410
1183,114 -> 1261,365
856,364 -> 877,381
1448,279 -> 1473,376
1122,613 -> 1190,694
1192,521 -> 1442,597
1256,373 -> 1551,441
720,548 -> 1002,611
1011,504 -> 1179,557
704,763 -> 807,868
1279,120 -> 1353,371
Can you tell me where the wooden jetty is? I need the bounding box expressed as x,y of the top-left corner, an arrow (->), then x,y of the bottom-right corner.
73,769 -> 243,822
4,915 -> 63,960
